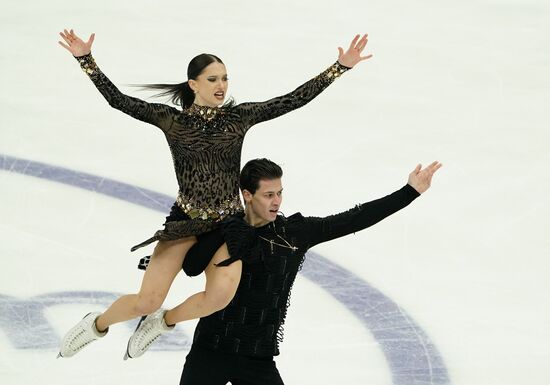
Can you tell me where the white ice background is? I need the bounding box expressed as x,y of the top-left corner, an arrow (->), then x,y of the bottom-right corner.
1,1 -> 549,384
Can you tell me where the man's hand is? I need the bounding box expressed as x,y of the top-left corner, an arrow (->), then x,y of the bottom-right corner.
408,161 -> 442,194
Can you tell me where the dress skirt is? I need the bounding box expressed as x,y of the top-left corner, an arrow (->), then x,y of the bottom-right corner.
134,202 -> 221,271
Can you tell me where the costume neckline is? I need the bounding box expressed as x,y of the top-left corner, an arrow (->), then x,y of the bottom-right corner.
185,103 -> 221,120
241,213 -> 282,230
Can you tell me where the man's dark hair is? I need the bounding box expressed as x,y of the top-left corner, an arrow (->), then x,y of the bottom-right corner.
240,158 -> 283,194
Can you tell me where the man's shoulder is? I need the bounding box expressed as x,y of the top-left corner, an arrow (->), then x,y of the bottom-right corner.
278,212 -> 306,222
277,212 -> 313,232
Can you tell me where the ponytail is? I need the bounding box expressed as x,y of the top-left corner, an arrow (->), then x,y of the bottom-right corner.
138,81 -> 195,109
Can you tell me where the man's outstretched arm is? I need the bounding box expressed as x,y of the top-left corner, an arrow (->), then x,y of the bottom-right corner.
305,161 -> 442,247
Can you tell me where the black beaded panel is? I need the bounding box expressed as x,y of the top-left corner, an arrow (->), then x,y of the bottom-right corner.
193,216 -> 307,357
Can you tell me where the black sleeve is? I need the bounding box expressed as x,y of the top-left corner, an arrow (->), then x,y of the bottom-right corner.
305,184 -> 421,248
74,53 -> 178,133
234,61 -> 350,131
182,229 -> 225,276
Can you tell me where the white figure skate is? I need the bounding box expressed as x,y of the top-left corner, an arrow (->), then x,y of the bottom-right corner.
124,309 -> 173,360
58,312 -> 107,358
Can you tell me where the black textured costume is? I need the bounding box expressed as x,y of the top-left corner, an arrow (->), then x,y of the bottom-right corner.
179,184 -> 420,384
74,54 -> 350,252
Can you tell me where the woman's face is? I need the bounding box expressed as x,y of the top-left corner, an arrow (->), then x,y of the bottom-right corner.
189,61 -> 228,107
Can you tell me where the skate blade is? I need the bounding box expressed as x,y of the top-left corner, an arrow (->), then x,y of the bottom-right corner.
56,352 -> 62,359
123,337 -> 131,360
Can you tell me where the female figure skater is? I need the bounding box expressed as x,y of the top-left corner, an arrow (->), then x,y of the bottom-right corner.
56,28 -> 372,359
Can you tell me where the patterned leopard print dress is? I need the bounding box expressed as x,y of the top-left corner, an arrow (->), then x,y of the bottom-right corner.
74,53 -> 350,253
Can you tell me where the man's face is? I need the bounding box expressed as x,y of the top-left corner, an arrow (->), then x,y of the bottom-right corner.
243,178 -> 283,224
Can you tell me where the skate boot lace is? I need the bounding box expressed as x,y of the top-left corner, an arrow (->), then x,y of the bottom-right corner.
68,329 -> 95,350
136,318 -> 163,350
66,320 -> 99,352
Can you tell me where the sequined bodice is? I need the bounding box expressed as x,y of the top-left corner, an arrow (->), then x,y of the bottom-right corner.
75,53 -> 349,215
169,107 -> 244,208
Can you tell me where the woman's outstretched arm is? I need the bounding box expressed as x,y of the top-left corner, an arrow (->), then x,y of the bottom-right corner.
59,29 -> 177,132
236,34 -> 373,130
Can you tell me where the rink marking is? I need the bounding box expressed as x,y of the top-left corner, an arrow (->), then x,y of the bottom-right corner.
0,153 -> 449,385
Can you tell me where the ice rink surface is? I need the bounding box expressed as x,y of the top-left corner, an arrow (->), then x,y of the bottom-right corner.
1,1 -> 549,384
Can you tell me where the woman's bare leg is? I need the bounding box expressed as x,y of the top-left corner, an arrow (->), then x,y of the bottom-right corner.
164,243 -> 242,325
95,237 -> 196,331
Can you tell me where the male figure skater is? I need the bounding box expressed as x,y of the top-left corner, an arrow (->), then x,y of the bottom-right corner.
171,157 -> 442,384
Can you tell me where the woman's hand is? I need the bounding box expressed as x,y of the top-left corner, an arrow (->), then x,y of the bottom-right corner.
337,34 -> 373,68
58,29 -> 95,57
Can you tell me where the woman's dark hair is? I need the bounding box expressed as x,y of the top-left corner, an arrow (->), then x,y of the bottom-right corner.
140,53 -> 233,109
240,158 -> 283,194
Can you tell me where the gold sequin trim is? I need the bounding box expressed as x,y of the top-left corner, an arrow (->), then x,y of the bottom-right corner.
324,61 -> 351,80
77,54 -> 99,76
176,193 -> 243,221
185,103 -> 221,121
